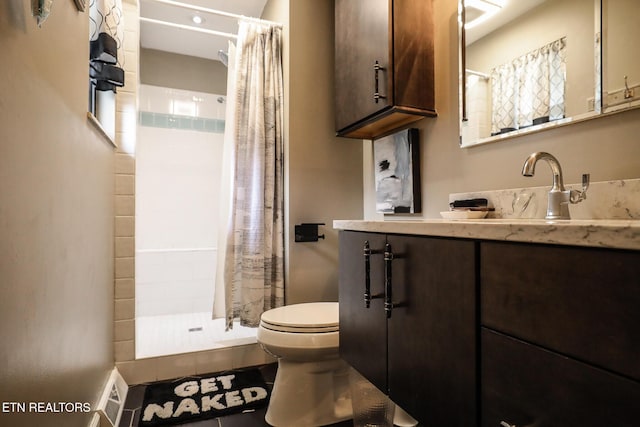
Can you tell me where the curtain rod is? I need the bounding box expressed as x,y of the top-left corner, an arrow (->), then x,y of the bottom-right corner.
140,17 -> 238,39
145,0 -> 282,27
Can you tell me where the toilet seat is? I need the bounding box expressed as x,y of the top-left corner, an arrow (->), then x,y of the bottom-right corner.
260,302 -> 339,333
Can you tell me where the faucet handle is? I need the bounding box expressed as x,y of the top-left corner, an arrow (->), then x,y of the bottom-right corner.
570,173 -> 590,204
582,173 -> 590,191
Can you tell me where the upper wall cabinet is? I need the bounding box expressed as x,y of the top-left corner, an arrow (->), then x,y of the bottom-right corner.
335,0 -> 437,140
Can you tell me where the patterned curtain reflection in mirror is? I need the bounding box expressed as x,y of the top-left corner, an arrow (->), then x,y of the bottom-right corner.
491,37 -> 566,136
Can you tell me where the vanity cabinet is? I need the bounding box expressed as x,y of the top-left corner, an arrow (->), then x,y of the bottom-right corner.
334,0 -> 436,139
338,231 -> 476,426
480,241 -> 640,426
338,225 -> 640,426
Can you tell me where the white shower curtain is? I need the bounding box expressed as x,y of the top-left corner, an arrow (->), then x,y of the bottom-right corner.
216,20 -> 285,329
213,41 -> 237,320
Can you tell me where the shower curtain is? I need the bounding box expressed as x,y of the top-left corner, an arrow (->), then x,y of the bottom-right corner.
216,20 -> 285,329
212,41 -> 237,321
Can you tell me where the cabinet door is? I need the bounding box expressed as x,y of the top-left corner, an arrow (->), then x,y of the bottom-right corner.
339,231 -> 388,392
392,0 -> 435,110
482,328 -> 640,427
387,235 -> 477,426
335,0 -> 390,132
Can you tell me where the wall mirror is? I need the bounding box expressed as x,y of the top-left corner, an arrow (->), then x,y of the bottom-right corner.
459,0 -> 640,148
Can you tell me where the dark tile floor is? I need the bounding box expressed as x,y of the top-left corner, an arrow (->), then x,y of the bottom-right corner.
118,363 -> 353,427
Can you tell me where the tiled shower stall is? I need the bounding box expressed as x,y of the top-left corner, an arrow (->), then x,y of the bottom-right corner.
136,84 -> 225,320
135,84 -> 256,358
113,2 -> 273,385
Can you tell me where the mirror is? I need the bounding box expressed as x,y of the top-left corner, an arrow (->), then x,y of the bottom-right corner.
460,0 -> 640,148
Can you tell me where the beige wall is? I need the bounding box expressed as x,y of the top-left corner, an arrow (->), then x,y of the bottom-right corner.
366,0 -> 640,220
0,1 -> 115,426
140,48 -> 228,94
264,0 -> 364,304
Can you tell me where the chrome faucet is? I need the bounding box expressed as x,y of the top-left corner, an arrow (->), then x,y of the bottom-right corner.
521,152 -> 589,220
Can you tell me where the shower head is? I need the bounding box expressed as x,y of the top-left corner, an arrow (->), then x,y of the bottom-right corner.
218,50 -> 228,67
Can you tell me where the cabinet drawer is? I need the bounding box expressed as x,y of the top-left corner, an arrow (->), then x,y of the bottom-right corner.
481,241 -> 640,380
482,328 -> 640,427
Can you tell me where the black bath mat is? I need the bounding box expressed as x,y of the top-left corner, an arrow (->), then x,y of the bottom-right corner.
139,368 -> 270,426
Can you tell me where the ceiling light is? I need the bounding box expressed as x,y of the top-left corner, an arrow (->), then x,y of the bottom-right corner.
191,15 -> 204,25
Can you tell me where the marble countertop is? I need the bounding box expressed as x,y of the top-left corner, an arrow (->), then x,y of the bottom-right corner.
333,219 -> 640,251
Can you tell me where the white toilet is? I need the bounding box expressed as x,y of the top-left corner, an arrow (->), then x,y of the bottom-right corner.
257,302 -> 352,426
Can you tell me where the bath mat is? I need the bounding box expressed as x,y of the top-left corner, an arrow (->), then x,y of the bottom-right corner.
139,367 -> 270,426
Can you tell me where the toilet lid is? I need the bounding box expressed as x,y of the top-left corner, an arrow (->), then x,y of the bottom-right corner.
260,302 -> 339,333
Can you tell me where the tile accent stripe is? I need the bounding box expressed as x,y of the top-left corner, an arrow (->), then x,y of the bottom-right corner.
139,111 -> 225,133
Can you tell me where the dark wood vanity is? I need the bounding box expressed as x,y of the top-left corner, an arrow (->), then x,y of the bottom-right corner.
338,228 -> 640,426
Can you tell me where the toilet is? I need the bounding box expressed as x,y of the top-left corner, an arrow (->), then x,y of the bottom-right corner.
257,302 -> 352,426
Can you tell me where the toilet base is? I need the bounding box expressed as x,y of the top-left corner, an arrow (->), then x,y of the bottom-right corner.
265,357 -> 353,426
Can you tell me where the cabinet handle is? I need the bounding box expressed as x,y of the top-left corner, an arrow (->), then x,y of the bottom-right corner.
374,61 -> 386,103
364,241 -> 373,308
363,241 -> 383,308
384,243 -> 394,318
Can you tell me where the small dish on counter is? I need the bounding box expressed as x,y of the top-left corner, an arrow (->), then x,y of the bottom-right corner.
440,210 -> 488,220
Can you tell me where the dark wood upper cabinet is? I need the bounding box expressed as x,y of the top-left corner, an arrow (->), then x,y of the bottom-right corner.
334,0 -> 436,139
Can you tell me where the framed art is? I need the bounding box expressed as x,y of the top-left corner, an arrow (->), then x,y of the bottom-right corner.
373,128 -> 421,214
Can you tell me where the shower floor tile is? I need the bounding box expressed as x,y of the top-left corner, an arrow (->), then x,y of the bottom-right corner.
136,312 -> 257,358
